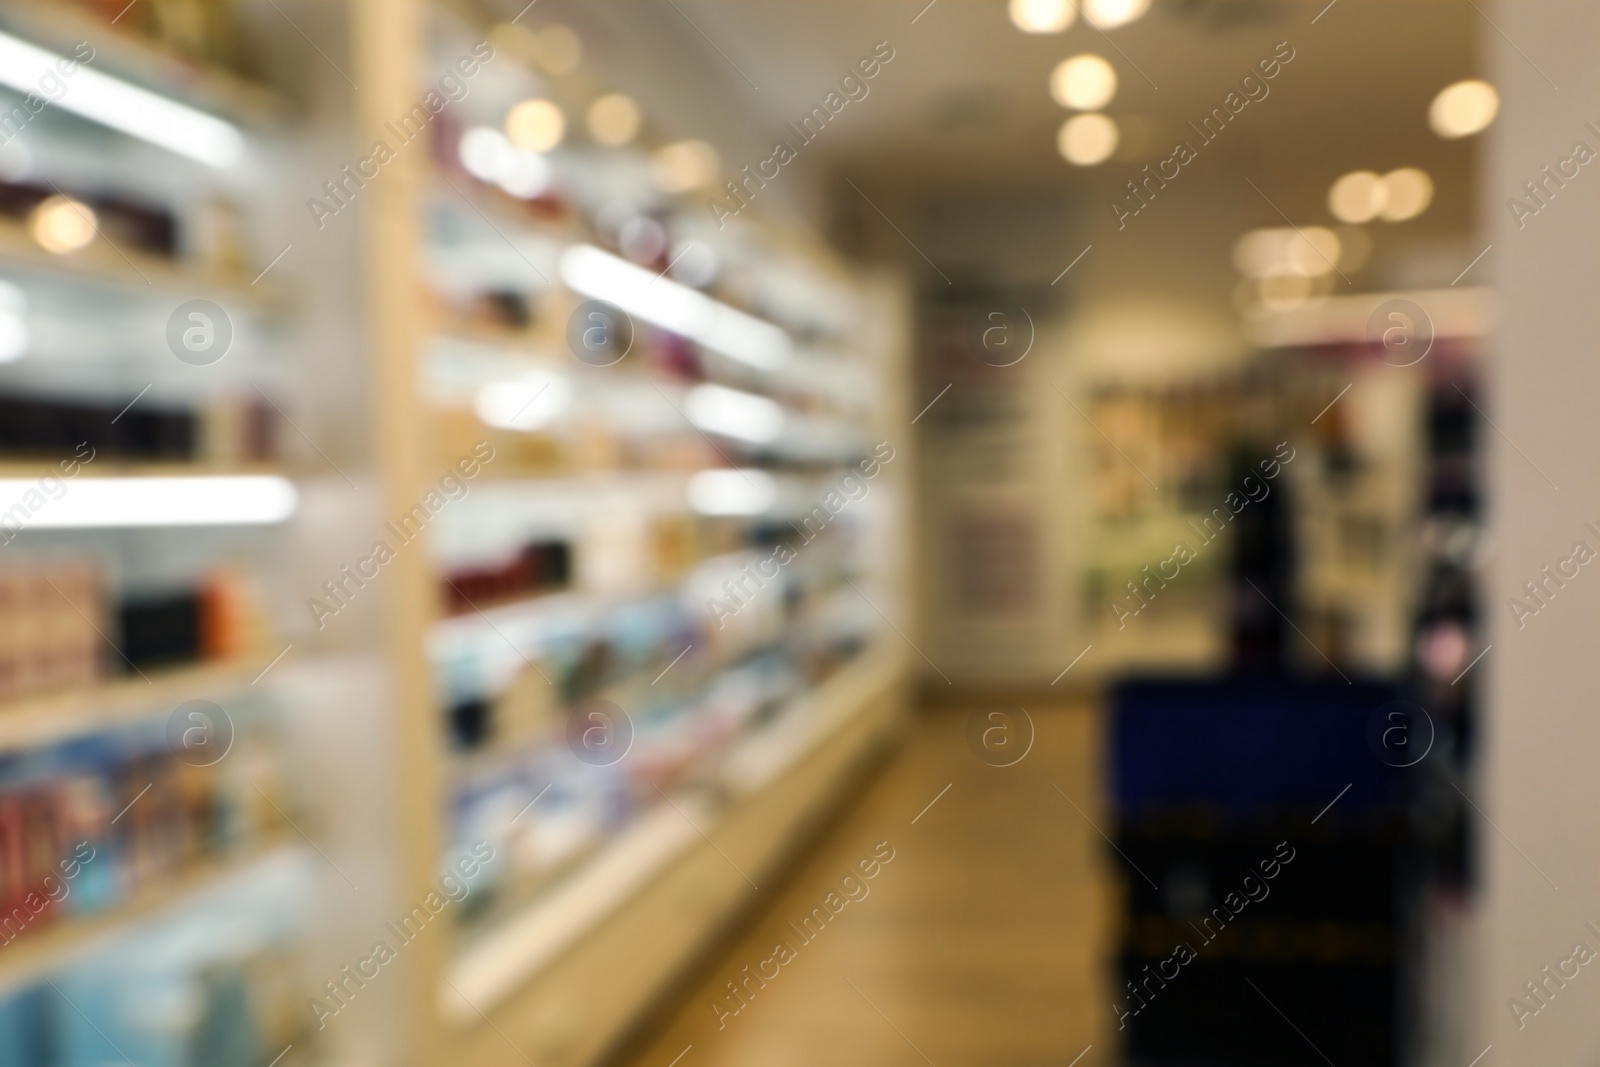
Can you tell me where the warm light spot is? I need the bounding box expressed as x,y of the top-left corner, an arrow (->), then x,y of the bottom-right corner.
587,93 -> 641,145
1051,54 -> 1117,110
1083,0 -> 1150,29
1009,0 -> 1076,33
1058,113 -> 1118,165
506,99 -> 564,152
1328,170 -> 1387,224
538,25 -> 581,75
1380,167 -> 1433,221
1430,79 -> 1498,138
30,195 -> 96,254
1233,226 -> 1341,278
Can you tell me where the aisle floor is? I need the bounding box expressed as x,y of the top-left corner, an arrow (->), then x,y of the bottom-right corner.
618,698 -> 1115,1067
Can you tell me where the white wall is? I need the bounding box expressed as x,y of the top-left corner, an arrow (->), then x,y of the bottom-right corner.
1479,2 -> 1600,1062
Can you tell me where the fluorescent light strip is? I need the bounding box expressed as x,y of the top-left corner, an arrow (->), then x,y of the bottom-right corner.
0,475 -> 297,528
559,244 -> 791,371
684,383 -> 784,443
0,31 -> 244,167
687,469 -> 776,515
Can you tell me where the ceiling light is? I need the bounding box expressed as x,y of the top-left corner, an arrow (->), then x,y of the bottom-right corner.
0,475 -> 297,528
1430,79 -> 1499,139
506,99 -> 565,152
1051,54 -> 1117,110
1328,170 -> 1387,223
1233,226 -> 1342,278
1009,0 -> 1076,33
688,469 -> 777,515
30,195 -> 96,254
1083,0 -> 1150,29
1057,113 -> 1118,166
1287,227 -> 1341,276
1380,167 -> 1433,221
684,384 -> 784,444
537,25 -> 582,75
559,244 -> 791,370
587,93 -> 641,145
650,140 -> 720,193
474,373 -> 572,432
0,31 -> 243,167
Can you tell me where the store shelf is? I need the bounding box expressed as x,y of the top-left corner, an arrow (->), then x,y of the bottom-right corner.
0,2 -> 291,129
0,216 -> 284,310
0,839 -> 301,987
441,798 -> 702,1022
440,639 -> 906,1023
0,462 -> 287,479
430,584 -> 667,645
0,657 -> 267,754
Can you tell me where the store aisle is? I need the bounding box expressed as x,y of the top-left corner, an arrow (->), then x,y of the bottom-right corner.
617,698 -> 1115,1067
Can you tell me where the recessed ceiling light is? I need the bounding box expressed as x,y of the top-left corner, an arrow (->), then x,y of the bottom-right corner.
1009,0 -> 1076,33
1057,113 -> 1118,166
1233,226 -> 1341,278
537,25 -> 582,75
1328,170 -> 1387,224
1430,79 -> 1498,138
506,99 -> 565,152
1051,54 -> 1117,110
1083,0 -> 1150,30
587,93 -> 641,145
1380,167 -> 1433,221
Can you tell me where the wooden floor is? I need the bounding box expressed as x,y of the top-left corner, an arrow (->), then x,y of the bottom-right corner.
616,698 -> 1116,1067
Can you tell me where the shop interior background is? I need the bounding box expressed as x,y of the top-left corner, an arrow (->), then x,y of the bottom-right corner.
0,1 -> 1591,1066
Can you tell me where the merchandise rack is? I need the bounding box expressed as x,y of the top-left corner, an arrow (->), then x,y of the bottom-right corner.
353,2 -> 914,1063
0,3 -> 332,1063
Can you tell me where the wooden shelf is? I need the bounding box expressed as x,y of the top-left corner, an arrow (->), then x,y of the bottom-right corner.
0,840 -> 301,987
0,216 -> 285,310
0,658 -> 268,754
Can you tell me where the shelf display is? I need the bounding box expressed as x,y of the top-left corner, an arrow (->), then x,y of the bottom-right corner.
0,7 -> 333,1067
382,7 -> 910,1062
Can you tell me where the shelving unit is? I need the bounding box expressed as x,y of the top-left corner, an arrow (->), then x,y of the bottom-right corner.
0,4 -> 345,1065
0,838 -> 299,987
349,3 -> 913,1064
0,657 -> 264,752
0,2 -> 910,1063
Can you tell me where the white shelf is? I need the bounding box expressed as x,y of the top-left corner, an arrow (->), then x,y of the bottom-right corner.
439,640 -> 904,1023
441,798 -> 703,1022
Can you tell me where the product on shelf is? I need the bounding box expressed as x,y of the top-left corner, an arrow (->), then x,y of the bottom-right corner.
0,180 -> 180,260
0,561 -> 105,703
442,539 -> 571,615
69,0 -> 257,77
0,703 -> 291,950
0,848 -> 314,1067
0,394 -> 278,465
0,559 -> 269,704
